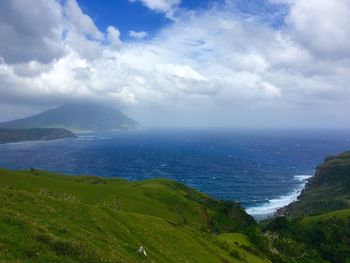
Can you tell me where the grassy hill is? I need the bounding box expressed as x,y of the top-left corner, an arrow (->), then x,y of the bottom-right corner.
262,207 -> 350,263
262,150 -> 350,263
3,150 -> 350,262
0,168 -> 270,263
281,151 -> 350,217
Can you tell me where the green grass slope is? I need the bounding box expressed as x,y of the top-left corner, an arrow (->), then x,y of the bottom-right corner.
261,151 -> 350,263
301,207 -> 350,225
282,151 -> 350,217
0,169 -> 270,263
262,207 -> 350,263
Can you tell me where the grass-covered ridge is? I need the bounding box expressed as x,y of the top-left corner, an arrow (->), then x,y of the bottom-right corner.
281,151 -> 350,217
261,150 -> 350,263
0,168 -> 269,263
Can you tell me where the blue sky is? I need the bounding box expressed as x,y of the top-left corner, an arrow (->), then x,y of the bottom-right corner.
76,0 -> 171,39
76,0 -> 228,39
0,0 -> 349,128
76,0 -> 288,40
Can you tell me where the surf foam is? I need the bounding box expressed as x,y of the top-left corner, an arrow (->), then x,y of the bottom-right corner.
245,174 -> 313,217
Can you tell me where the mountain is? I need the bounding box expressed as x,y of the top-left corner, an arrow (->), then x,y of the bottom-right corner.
0,128 -> 76,144
0,103 -> 141,132
280,151 -> 350,217
0,168 -> 269,263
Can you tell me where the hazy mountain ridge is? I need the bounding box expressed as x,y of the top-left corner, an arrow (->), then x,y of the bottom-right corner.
0,103 -> 141,133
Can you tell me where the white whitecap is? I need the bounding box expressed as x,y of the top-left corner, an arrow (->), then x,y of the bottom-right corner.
294,175 -> 312,181
245,174 -> 313,217
77,135 -> 111,141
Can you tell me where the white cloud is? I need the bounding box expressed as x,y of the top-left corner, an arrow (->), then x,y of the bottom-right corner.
0,0 -> 349,127
129,0 -> 180,16
107,26 -> 122,49
277,0 -> 350,58
155,64 -> 205,81
0,0 -> 65,63
64,0 -> 104,40
129,30 -> 148,39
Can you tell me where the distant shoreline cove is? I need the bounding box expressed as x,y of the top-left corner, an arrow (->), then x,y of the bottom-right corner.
245,174 -> 313,219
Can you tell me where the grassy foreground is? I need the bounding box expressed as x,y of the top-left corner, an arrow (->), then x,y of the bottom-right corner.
0,168 -> 270,263
2,150 -> 350,262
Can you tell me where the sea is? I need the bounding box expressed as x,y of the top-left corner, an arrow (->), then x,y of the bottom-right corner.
1,129 -> 350,217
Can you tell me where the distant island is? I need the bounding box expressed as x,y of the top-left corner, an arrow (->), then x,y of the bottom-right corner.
0,102 -> 141,133
0,128 -> 76,144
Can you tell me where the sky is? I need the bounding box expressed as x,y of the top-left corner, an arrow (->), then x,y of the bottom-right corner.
0,0 -> 349,128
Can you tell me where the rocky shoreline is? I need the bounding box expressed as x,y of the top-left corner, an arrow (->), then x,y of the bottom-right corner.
0,128 -> 77,144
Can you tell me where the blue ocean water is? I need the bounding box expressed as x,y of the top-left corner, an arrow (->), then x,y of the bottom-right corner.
1,129 -> 350,215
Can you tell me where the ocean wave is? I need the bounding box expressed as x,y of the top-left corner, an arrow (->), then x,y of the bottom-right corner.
294,175 -> 312,181
77,136 -> 111,141
245,174 -> 313,217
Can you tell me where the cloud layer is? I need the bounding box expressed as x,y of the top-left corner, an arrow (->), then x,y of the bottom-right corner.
129,0 -> 180,15
0,0 -> 349,127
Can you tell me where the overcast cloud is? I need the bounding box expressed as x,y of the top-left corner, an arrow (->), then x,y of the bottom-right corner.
0,0 -> 349,128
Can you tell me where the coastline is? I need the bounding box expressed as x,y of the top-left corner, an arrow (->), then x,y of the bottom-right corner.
245,173 -> 313,219
0,136 -> 77,145
0,128 -> 76,144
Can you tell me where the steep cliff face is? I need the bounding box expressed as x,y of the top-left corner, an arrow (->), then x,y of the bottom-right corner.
281,151 -> 350,217
264,151 -> 350,263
